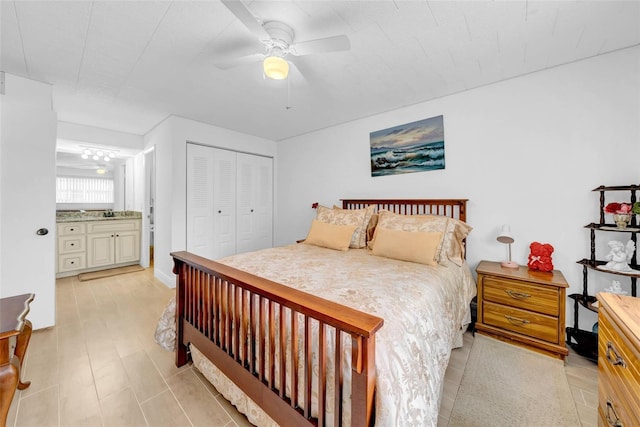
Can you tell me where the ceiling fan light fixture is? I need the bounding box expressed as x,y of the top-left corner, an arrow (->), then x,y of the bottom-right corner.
263,56 -> 289,80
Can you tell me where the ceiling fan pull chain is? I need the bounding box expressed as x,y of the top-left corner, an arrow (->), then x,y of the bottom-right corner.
286,77 -> 292,110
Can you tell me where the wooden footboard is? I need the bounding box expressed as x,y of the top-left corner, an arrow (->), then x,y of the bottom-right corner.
172,251 -> 384,426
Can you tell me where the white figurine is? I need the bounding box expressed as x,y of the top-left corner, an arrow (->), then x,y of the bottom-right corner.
604,280 -> 628,295
603,240 -> 635,272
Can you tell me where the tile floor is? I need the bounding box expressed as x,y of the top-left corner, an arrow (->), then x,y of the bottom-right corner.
6,268 -> 598,426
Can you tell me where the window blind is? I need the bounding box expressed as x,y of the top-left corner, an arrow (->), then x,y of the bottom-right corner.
56,176 -> 114,203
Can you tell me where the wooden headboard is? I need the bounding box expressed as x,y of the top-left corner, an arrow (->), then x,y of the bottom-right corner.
341,198 -> 468,223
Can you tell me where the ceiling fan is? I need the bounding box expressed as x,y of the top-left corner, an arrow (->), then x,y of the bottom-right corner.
217,0 -> 351,80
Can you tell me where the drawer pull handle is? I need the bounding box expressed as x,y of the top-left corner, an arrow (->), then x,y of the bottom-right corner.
606,398 -> 623,427
504,315 -> 530,325
505,290 -> 531,300
606,342 -> 627,368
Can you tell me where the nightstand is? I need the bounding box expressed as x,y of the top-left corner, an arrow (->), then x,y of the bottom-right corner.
475,260 -> 569,360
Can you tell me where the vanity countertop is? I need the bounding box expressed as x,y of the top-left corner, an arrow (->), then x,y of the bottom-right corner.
56,211 -> 142,223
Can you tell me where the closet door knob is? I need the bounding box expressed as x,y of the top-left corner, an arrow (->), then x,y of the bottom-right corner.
218,210 -> 222,214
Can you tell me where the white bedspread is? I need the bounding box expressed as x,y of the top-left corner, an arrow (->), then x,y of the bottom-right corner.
158,243 -> 476,426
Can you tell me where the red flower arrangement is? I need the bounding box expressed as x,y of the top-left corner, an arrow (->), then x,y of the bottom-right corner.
604,202 -> 632,214
311,202 -> 319,209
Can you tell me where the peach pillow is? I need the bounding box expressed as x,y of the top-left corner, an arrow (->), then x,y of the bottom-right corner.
303,220 -> 357,251
371,228 -> 442,265
371,210 -> 472,266
317,205 -> 375,249
333,205 -> 379,247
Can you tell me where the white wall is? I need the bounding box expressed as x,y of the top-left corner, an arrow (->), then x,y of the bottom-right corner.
144,116 -> 277,287
0,73 -> 57,329
58,121 -> 144,151
124,154 -> 145,212
276,46 -> 640,330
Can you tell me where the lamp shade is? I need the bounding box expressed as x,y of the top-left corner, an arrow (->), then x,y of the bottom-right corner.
496,225 -> 514,244
263,56 -> 289,80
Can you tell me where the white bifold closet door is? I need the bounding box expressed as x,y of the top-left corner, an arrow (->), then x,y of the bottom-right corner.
236,152 -> 273,254
187,143 -> 272,260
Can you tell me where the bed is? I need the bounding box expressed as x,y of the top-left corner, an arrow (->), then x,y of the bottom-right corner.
162,199 -> 476,426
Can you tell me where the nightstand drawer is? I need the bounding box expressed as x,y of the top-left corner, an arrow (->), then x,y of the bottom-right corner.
483,301 -> 559,344
483,276 -> 559,316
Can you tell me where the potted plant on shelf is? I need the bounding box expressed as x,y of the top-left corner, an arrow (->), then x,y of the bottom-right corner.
604,202 -> 633,229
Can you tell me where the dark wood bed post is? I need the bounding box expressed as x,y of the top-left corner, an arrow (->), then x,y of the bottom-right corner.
173,257 -> 189,367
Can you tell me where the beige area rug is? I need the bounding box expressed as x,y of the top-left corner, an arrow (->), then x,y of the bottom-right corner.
78,265 -> 144,281
449,334 -> 581,427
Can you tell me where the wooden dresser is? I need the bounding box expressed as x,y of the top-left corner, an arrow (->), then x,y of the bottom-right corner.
597,292 -> 640,427
475,260 -> 569,360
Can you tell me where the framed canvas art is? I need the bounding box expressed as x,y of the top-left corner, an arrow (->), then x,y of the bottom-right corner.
370,115 -> 444,177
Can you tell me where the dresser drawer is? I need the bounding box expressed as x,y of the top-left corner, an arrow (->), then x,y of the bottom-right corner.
482,276 -> 559,316
57,223 -> 86,236
482,301 -> 559,344
58,235 -> 85,254
58,253 -> 86,272
598,355 -> 639,427
598,313 -> 640,418
600,313 -> 640,383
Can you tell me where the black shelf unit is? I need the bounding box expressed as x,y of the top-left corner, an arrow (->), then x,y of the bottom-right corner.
567,185 -> 639,362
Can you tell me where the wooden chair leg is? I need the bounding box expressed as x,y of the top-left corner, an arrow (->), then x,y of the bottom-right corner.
0,360 -> 19,427
15,320 -> 32,390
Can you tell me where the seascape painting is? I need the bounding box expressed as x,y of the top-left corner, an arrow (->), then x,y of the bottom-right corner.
370,115 -> 445,177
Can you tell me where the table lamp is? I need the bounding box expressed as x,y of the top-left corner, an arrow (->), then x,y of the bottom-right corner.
497,225 -> 518,268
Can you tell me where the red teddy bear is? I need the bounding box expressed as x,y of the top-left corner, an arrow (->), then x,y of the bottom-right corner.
528,242 -> 554,272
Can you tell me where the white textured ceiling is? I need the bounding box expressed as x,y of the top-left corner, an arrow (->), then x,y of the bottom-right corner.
2,1 -> 639,142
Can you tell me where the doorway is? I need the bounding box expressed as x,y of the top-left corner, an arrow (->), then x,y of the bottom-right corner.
143,146 -> 156,269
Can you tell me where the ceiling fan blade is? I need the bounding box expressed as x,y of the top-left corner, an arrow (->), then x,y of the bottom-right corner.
288,60 -> 308,86
215,53 -> 264,70
289,35 -> 351,56
221,0 -> 270,40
